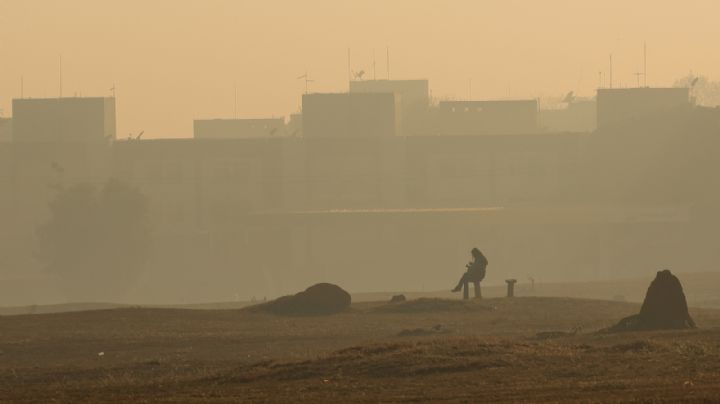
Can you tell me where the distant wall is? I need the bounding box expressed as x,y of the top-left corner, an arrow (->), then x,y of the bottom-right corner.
539,100 -> 596,133
193,118 -> 286,139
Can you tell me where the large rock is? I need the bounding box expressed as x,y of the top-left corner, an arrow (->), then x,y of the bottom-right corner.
606,270 -> 696,332
258,283 -> 351,316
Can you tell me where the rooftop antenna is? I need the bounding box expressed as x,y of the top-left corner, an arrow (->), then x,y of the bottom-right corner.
59,54 -> 63,98
386,47 -> 390,80
609,54 -> 613,89
297,71 -> 313,94
633,70 -> 644,88
110,84 -> 116,98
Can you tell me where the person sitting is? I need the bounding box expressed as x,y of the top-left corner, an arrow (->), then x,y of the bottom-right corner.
452,248 -> 488,293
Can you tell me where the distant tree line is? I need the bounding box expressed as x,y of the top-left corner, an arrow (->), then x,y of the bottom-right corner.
36,179 -> 151,302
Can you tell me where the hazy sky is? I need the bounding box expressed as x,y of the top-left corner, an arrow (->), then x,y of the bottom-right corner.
1,0 -> 719,138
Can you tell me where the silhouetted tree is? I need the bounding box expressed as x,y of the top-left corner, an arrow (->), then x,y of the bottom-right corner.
36,179 -> 151,301
674,74 -> 720,107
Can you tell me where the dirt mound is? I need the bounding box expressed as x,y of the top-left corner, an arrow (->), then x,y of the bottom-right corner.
390,294 -> 406,303
253,283 -> 351,316
604,270 -> 696,332
373,298 -> 492,314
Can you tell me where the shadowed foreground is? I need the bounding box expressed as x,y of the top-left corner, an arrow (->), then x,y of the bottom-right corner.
1,297 -> 720,402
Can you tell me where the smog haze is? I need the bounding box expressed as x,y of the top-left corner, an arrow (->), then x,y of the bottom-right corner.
2,0 -> 720,137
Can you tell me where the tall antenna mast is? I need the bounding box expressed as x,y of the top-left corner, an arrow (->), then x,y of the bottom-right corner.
609,54 -> 613,89
643,41 -> 647,87
386,47 -> 390,80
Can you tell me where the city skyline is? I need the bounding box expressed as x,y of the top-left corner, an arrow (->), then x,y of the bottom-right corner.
1,0 -> 719,138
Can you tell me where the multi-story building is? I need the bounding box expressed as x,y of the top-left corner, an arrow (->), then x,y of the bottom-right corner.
349,79 -> 430,136
597,88 -> 690,129
12,97 -> 116,142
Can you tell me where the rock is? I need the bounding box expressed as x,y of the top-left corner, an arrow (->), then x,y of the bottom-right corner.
390,294 -> 406,303
258,283 -> 351,316
605,270 -> 696,332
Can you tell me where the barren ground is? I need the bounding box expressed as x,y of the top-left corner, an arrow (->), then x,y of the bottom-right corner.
1,296 -> 720,402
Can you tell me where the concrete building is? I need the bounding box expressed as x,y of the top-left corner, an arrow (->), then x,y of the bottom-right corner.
302,93 -> 399,138
0,118 -> 11,142
597,88 -> 690,129
349,79 -> 429,135
436,100 -> 538,135
12,97 -> 116,142
193,118 -> 286,139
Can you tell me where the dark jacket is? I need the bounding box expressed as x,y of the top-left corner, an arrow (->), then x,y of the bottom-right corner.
465,254 -> 488,282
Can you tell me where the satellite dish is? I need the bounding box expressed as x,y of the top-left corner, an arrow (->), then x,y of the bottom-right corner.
562,91 -> 575,104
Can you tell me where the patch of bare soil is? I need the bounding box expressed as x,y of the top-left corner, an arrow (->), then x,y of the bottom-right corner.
1,297 -> 720,402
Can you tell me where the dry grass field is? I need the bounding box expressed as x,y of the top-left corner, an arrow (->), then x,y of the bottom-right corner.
1,295 -> 720,403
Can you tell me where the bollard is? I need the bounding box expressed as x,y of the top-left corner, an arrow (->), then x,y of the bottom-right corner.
505,279 -> 517,298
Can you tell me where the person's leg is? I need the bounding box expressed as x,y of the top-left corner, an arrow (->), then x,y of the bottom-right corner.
452,272 -> 469,292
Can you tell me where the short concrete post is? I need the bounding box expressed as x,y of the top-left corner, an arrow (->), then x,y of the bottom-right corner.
505,279 -> 517,298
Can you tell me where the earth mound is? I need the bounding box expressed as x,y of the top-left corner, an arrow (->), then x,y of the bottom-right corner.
604,270 -> 696,332
254,283 -> 351,316
390,294 -> 406,303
